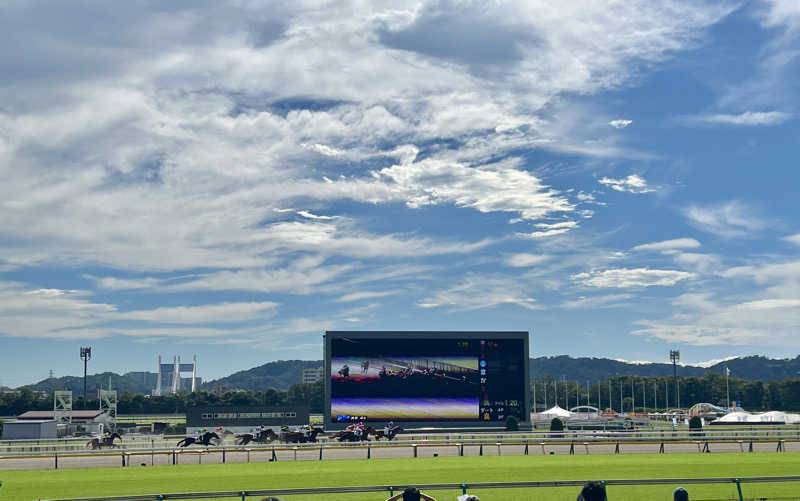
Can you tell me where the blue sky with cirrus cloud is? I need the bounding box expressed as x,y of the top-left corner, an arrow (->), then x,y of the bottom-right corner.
0,0 -> 799,387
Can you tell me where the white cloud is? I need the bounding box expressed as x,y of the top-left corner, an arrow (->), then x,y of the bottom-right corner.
784,234 -> 800,246
672,252 -> 721,273
372,159 -> 575,222
516,221 -> 579,239
598,174 -> 655,194
337,290 -> 399,303
690,356 -> 739,368
634,257 -> 800,346
633,292 -> 800,346
608,119 -> 633,129
761,0 -> 800,28
684,201 -> 768,238
296,210 -> 337,220
418,275 -> 539,311
561,293 -> 633,309
0,0 -> 735,276
572,268 -> 694,288
632,238 -> 701,253
117,302 -> 278,324
691,111 -> 792,126
504,253 -> 551,267
518,228 -> 574,239
87,276 -> 161,290
736,298 -> 800,310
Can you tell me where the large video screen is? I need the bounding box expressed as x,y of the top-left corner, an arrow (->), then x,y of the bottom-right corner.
328,334 -> 526,423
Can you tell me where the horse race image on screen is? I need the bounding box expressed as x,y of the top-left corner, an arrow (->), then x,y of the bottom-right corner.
325,332 -> 529,425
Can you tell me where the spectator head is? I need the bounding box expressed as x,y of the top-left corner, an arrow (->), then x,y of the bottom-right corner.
403,487 -> 421,501
674,487 -> 689,501
577,481 -> 607,501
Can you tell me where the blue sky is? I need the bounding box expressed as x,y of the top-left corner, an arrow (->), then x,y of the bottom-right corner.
1,0 -> 799,388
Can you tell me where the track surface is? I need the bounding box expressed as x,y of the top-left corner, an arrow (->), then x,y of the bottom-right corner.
2,439 -> 797,470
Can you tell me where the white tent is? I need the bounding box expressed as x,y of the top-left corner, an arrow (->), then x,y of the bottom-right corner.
539,405 -> 572,418
717,411 -> 752,423
717,410 -> 800,424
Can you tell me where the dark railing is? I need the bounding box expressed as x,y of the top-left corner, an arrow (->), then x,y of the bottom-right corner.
40,476 -> 800,501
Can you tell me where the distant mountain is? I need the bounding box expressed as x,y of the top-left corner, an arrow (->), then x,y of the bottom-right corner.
530,356 -> 705,381
530,355 -> 800,382
200,360 -> 323,391
25,371 -> 158,395
705,355 -> 800,381
19,355 -> 800,394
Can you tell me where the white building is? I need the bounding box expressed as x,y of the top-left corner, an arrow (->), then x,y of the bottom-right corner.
302,367 -> 324,384
153,355 -> 199,395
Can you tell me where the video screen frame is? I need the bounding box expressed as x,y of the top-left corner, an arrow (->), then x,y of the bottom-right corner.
323,331 -> 530,430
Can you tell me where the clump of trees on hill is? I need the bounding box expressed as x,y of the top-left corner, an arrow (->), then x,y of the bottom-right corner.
0,381 -> 323,416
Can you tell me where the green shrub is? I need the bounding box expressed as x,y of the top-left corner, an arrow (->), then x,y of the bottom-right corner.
505,416 -> 519,431
549,417 -> 564,432
688,416 -> 702,429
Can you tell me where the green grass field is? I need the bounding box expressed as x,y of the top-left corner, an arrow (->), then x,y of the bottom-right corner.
1,454 -> 799,501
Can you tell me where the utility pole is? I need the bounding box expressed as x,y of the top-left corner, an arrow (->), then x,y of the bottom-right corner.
654,382 -> 657,411
631,377 -> 635,412
563,375 -> 567,410
80,347 -> 92,405
642,379 -> 646,412
670,350 -> 680,409
533,378 -> 537,413
608,379 -> 612,412
544,379 -> 547,410
554,378 -> 558,407
619,378 -> 623,413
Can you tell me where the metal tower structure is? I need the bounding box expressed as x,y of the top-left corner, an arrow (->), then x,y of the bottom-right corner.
98,390 -> 118,432
53,390 -> 73,424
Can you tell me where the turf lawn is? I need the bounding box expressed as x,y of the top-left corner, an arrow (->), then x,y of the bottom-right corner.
1,453 -> 799,501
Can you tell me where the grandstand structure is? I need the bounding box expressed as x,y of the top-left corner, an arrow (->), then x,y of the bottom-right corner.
153,355 -> 199,395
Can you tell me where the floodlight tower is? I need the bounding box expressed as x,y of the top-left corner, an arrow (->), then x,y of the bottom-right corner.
670,350 -> 680,409
80,347 -> 92,404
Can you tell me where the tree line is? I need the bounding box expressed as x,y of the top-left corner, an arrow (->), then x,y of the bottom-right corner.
4,374 -> 800,416
0,381 -> 324,417
531,373 -> 800,412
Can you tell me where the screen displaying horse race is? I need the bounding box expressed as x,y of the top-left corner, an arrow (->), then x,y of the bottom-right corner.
325,332 -> 528,425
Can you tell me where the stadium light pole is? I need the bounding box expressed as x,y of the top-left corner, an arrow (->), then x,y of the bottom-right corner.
726,366 -> 731,410
80,347 -> 92,405
608,379 -> 612,412
631,377 -> 635,412
670,350 -> 680,409
532,378 -> 537,413
619,378 -> 623,413
563,375 -> 567,410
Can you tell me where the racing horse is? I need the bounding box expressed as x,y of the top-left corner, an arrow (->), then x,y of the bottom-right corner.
373,425 -> 403,441
176,431 -> 220,447
332,427 -> 370,442
235,429 -> 278,445
280,427 -> 323,443
86,432 -> 122,450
